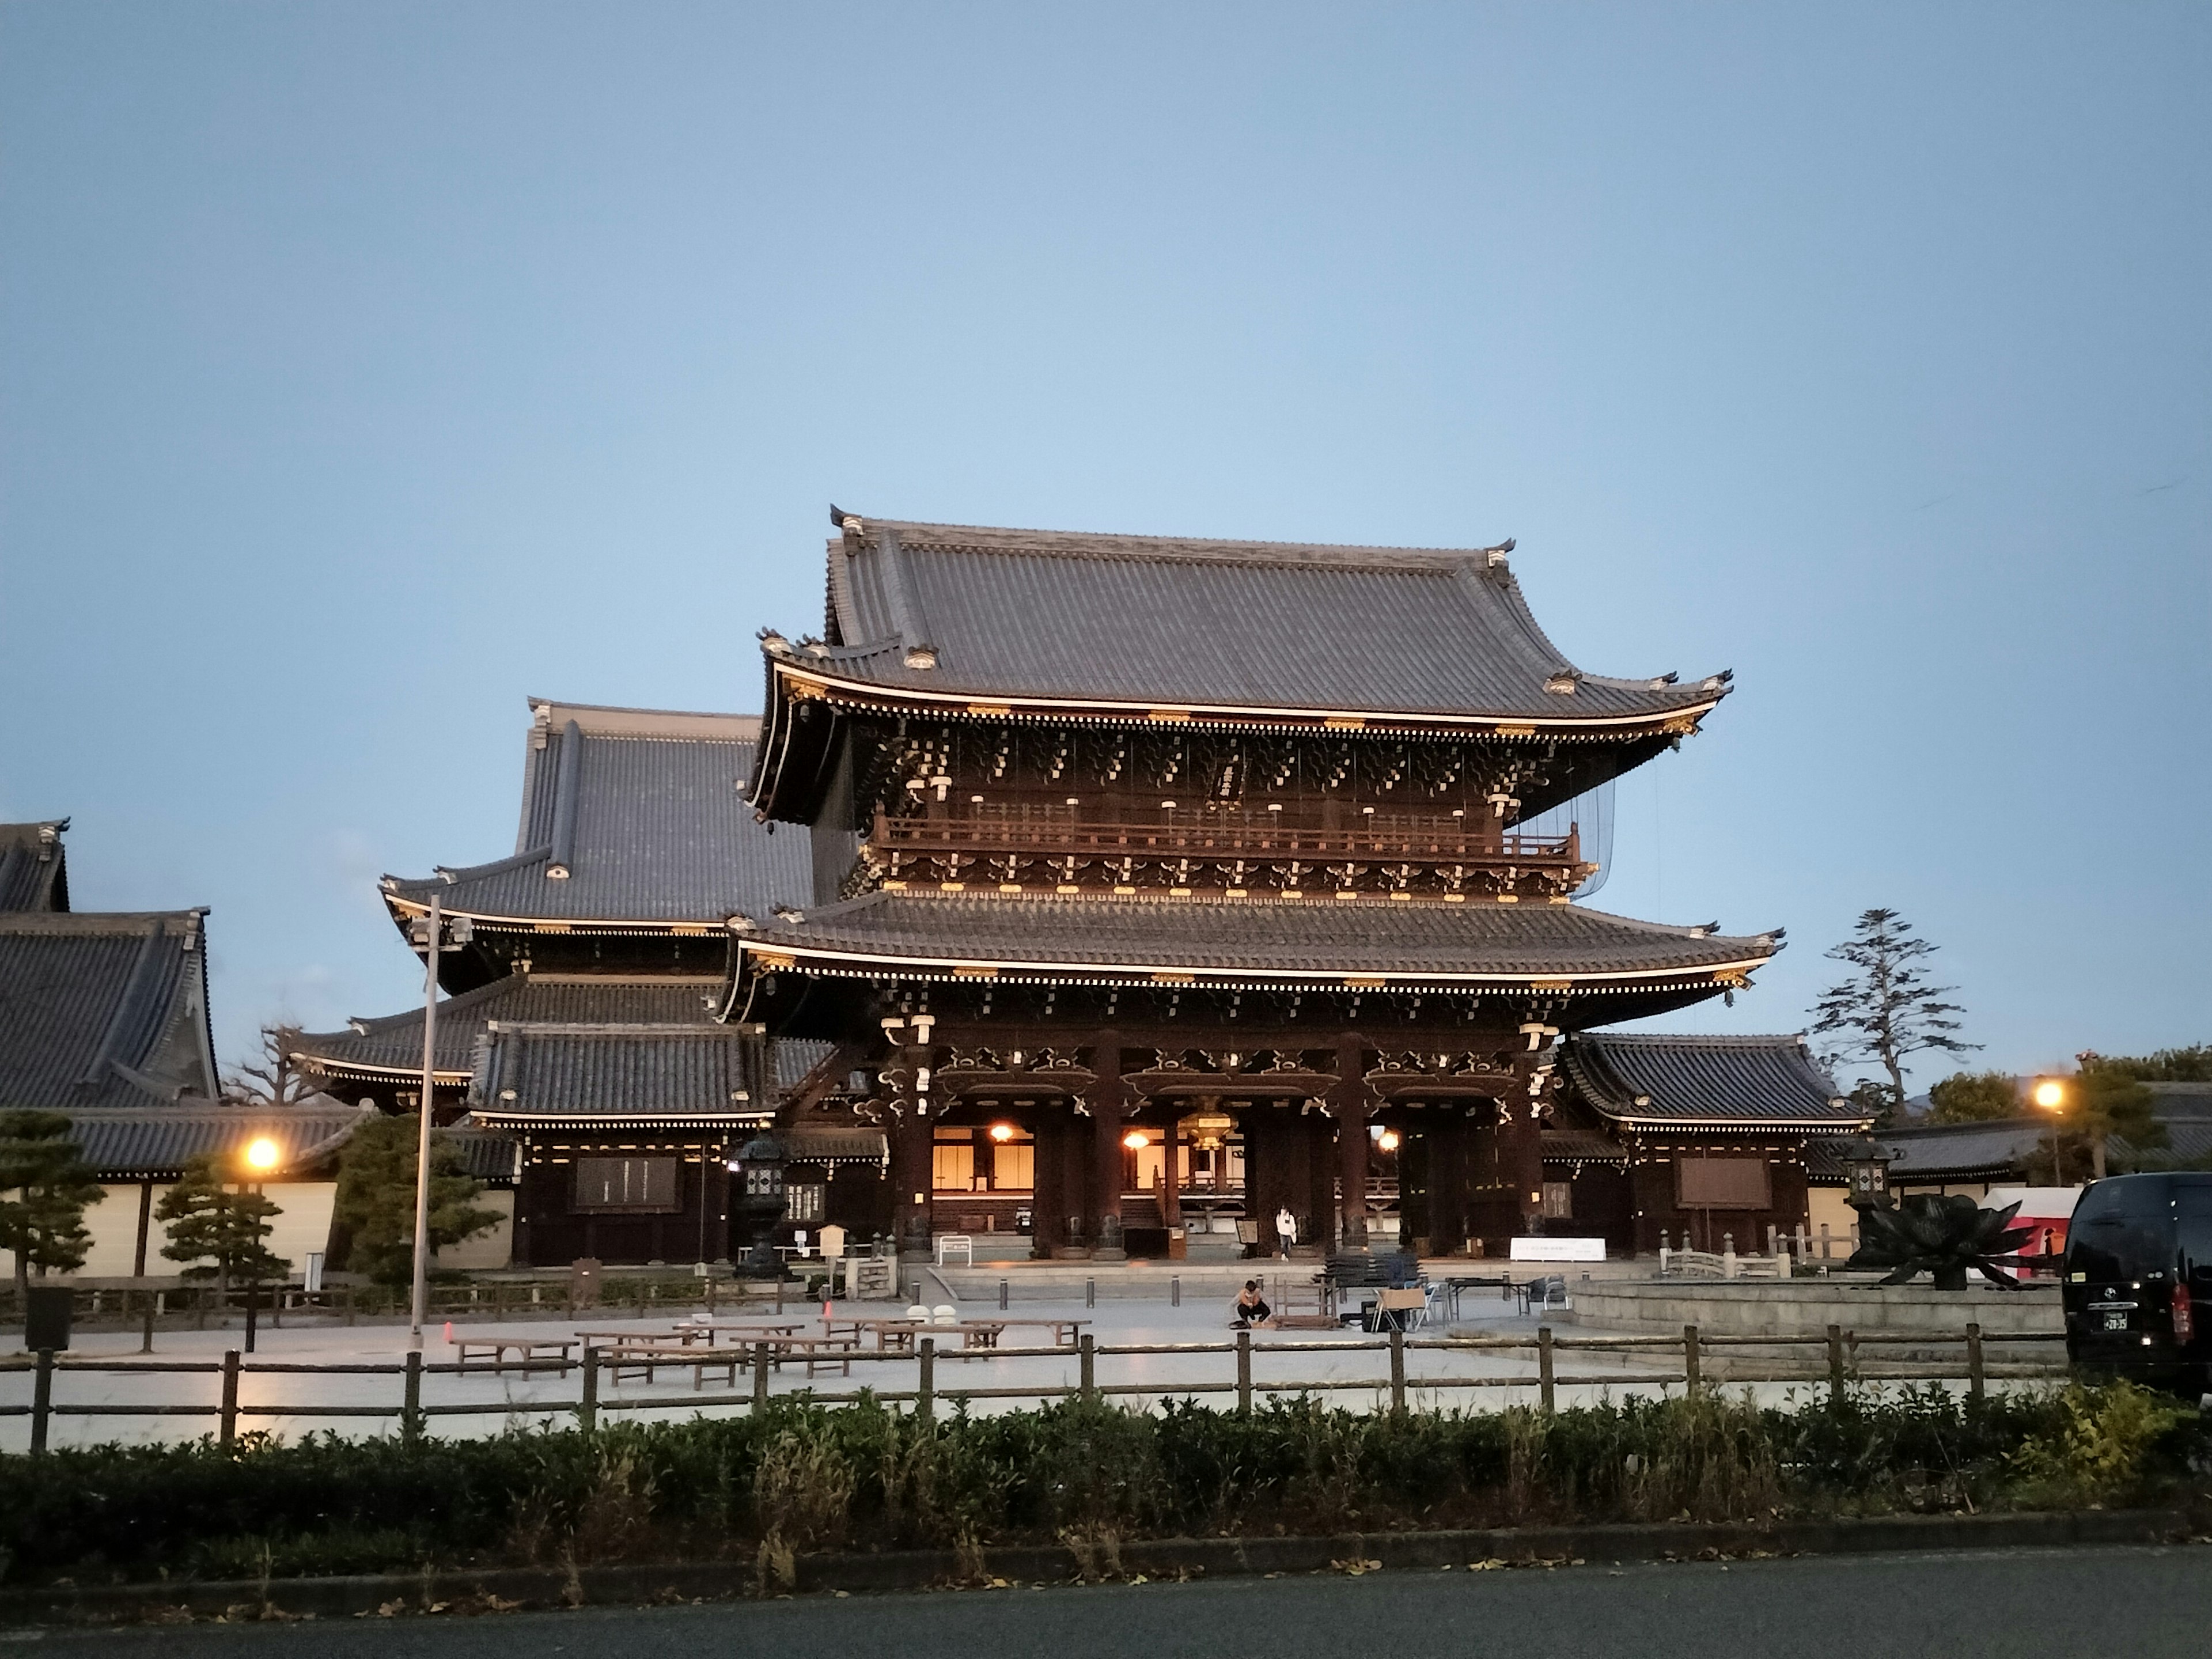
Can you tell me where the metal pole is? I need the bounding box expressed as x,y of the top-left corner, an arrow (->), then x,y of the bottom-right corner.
1682,1324 -> 1700,1397
219,1349 -> 241,1449
1085,1277 -> 1096,1309
999,1278 -> 1008,1311
244,1278 -> 259,1354
1966,1321 -> 1985,1402
408,894 -> 442,1353
1538,1324 -> 1555,1414
917,1336 -> 935,1421
1236,1327 -> 1252,1413
1171,1276 -> 1181,1308
30,1350 -> 54,1455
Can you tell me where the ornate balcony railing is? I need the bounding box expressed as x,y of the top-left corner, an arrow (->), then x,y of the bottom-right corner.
870,806 -> 1578,868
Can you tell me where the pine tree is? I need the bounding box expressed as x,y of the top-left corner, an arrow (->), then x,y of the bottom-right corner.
1926,1070 -> 2023,1124
0,1109 -> 107,1298
156,1153 -> 289,1295
331,1114 -> 499,1285
1809,908 -> 1979,1124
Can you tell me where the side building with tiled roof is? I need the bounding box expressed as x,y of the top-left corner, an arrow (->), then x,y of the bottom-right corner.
1554,1033 -> 1870,1255
293,699 -> 873,1267
734,509 -> 1786,1260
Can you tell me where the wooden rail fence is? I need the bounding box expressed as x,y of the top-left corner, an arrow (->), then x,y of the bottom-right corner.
2,1323 -> 2065,1454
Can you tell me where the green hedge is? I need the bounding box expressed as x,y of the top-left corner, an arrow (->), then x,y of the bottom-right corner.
2,1384 -> 2204,1587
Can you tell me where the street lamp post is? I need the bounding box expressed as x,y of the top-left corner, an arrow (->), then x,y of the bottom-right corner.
407,898 -> 473,1352
241,1137 -> 279,1353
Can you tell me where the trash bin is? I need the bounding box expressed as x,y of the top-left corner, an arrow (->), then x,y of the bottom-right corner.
24,1285 -> 73,1352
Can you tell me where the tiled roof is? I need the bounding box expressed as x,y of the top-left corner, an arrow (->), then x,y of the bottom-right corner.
0,821 -> 69,912
383,700 -> 811,926
775,1038 -> 839,1095
290,976 -> 724,1081
1541,1127 -> 1628,1164
740,891 -> 1777,987
1561,1032 -> 1862,1129
442,1125 -> 522,1184
57,1100 -> 373,1179
0,911 -> 218,1108
801,514 -> 1727,724
783,1126 -> 888,1165
469,1022 -> 767,1126
1874,1119 -> 2050,1183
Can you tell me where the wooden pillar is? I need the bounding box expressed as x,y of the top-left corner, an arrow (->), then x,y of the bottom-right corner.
132,1180 -> 154,1278
1429,1112 -> 1471,1254
1304,1111 -> 1334,1251
1161,1111 -> 1183,1229
1332,1036 -> 1370,1249
1031,1111 -> 1065,1259
1089,1032 -> 1128,1259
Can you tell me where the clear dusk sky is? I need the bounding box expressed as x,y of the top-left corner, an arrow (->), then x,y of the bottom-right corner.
2,3 -> 2206,1093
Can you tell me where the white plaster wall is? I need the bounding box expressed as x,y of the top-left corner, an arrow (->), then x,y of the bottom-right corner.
66,1181 -> 336,1281
432,1190 -> 514,1271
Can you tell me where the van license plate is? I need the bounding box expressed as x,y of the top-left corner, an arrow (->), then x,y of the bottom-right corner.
2102,1312 -> 2129,1332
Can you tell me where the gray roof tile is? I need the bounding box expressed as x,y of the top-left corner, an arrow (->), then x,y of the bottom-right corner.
291,976 -> 724,1080
55,1101 -> 372,1180
806,515 -> 1726,722
471,1022 -> 766,1126
1562,1032 -> 1863,1128
741,891 -> 1777,985
0,821 -> 69,912
385,702 -> 811,925
0,911 -> 218,1108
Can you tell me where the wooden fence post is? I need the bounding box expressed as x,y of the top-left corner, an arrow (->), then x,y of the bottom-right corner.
752,1341 -> 771,1412
30,1350 -> 54,1455
1538,1325 -> 1555,1415
140,1297 -> 155,1355
219,1349 -> 240,1449
917,1336 -> 935,1421
1236,1328 -> 1252,1414
579,1346 -> 599,1432
1827,1323 -> 1847,1407
1965,1322 -> 1984,1402
1682,1325 -> 1700,1397
1078,1333 -> 1096,1400
402,1349 -> 422,1447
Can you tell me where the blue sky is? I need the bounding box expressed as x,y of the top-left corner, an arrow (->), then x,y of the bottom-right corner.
3,3 -> 2206,1092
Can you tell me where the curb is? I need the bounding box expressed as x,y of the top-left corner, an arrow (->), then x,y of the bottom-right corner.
1,1508 -> 2195,1627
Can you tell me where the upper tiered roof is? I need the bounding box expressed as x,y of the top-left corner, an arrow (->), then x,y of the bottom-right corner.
381,698 -> 811,932
770,511 -> 1726,726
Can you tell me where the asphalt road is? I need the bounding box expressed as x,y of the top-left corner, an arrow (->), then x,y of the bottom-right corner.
13,1545 -> 2209,1659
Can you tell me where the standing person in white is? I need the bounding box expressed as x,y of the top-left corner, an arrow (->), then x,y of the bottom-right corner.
1275,1206 -> 1297,1259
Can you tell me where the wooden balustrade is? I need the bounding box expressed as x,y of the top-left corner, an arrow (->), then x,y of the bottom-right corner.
870,806 -> 1578,867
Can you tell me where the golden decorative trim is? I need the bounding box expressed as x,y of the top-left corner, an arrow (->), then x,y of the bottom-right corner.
1146,707 -> 1192,722
1323,715 -> 1366,730
1494,722 -> 1537,737
752,950 -> 797,972
967,702 -> 1013,717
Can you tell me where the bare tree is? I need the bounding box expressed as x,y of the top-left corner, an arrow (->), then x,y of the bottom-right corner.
223,1024 -> 322,1108
1810,908 -> 1978,1123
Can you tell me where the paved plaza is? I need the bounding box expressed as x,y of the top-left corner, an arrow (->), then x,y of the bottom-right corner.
2,1281 -> 1721,1452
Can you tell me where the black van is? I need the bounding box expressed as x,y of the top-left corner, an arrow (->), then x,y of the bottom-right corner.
2062,1172 -> 2212,1398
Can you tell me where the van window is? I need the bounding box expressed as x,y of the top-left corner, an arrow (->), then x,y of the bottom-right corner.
2067,1181 -> 2175,1281
2177,1187 -> 2212,1277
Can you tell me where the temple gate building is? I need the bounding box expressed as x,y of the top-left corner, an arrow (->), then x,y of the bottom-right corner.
729,512 -> 1809,1260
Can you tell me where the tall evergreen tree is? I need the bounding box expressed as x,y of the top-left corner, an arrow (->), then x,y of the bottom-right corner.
1809,908 -> 1978,1124
0,1109 -> 106,1298
1927,1070 -> 2023,1124
331,1114 -> 499,1285
156,1153 -> 289,1294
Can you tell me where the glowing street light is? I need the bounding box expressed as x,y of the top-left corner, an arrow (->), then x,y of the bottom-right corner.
2032,1077 -> 2069,1184
244,1137 -> 280,1173
1123,1130 -> 1149,1152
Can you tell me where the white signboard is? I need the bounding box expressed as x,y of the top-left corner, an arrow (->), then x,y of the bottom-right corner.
1509,1236 -> 1606,1262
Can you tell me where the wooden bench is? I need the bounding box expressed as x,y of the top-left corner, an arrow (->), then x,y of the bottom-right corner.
453,1337 -> 577,1377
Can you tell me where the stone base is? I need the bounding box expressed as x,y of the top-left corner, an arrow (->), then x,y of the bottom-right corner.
1567,1277 -> 2061,1339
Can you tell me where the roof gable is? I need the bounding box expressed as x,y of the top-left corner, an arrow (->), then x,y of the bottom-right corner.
0,911 -> 218,1108
383,699 -> 809,926
0,821 -> 70,912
